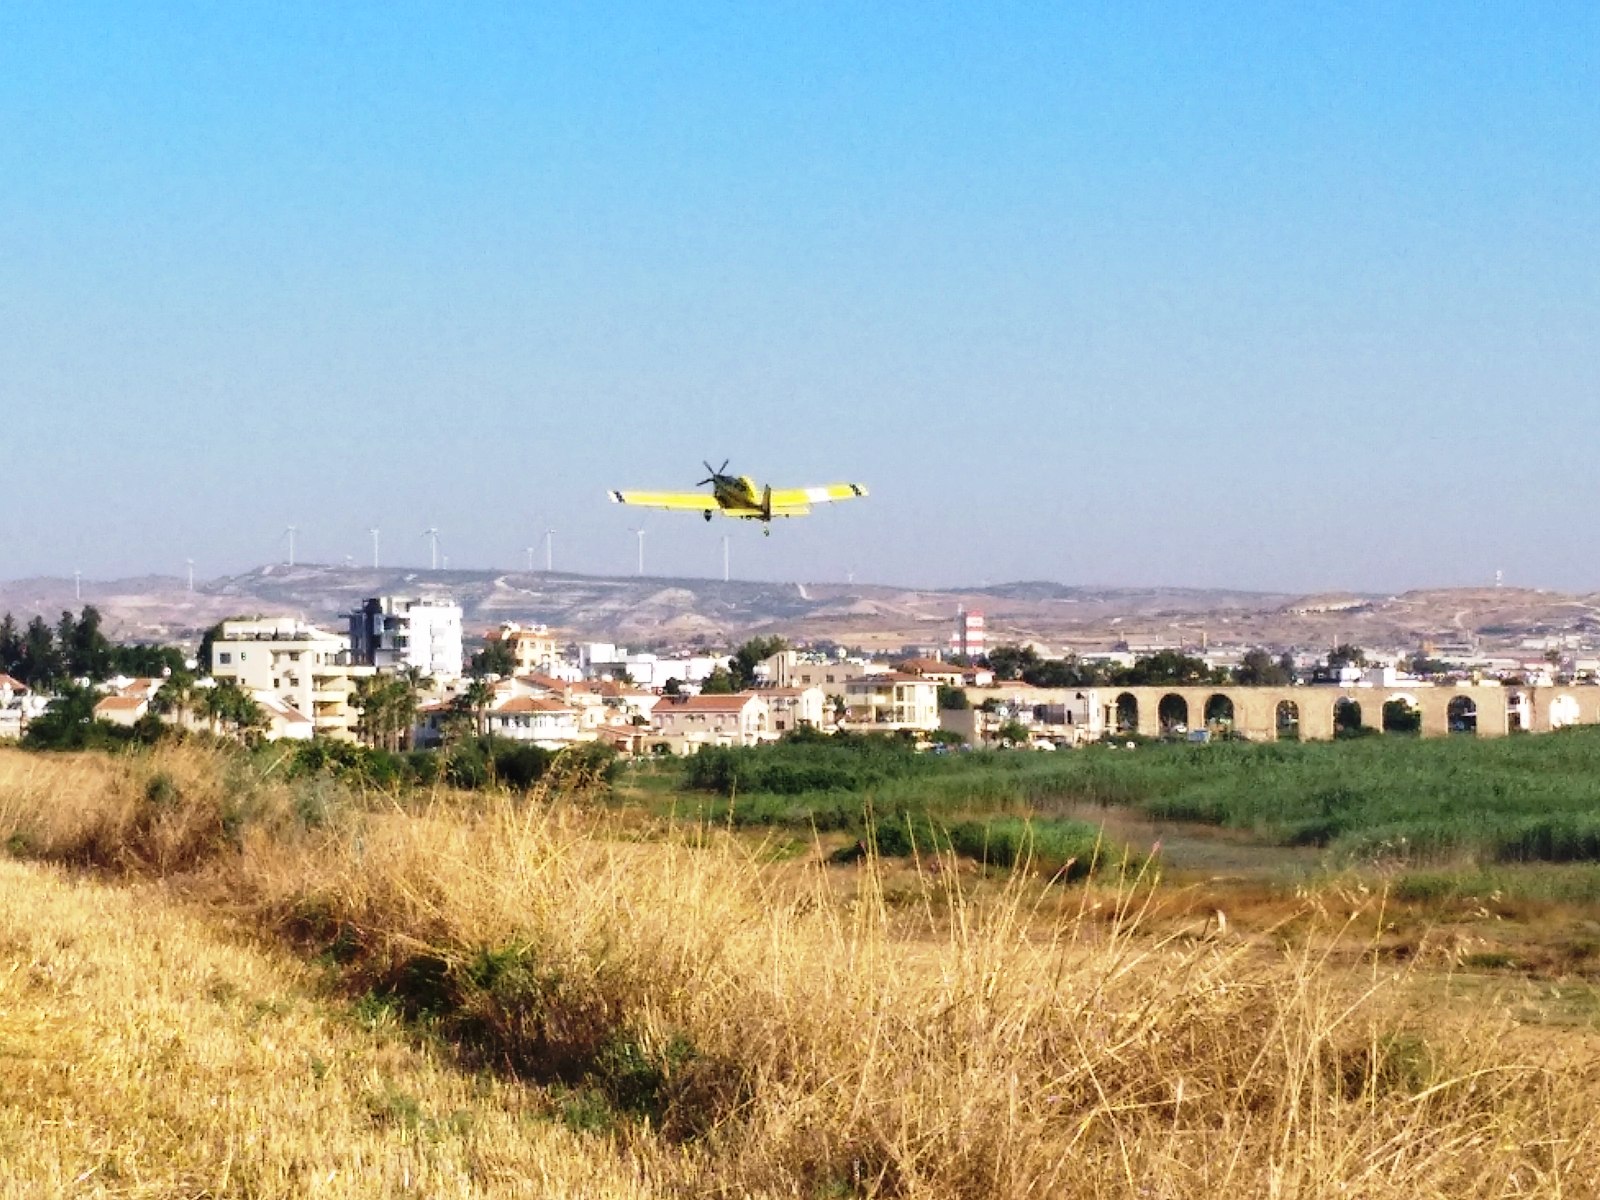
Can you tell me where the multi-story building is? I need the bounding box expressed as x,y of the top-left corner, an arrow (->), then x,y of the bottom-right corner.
763,685 -> 826,734
349,596 -> 464,680
484,622 -> 561,676
579,643 -> 727,689
760,649 -> 882,692
842,672 -> 940,732
651,693 -> 771,751
209,617 -> 373,741
895,657 -> 996,688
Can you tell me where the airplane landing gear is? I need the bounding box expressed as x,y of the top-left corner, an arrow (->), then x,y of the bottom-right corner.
704,511 -> 713,522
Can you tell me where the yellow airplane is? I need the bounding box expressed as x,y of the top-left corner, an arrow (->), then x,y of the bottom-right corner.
608,460 -> 867,534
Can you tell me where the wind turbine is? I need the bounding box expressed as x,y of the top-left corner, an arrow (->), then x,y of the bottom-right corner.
369,527 -> 380,568
545,528 -> 555,573
632,528 -> 646,576
282,524 -> 297,566
422,527 -> 440,570
185,558 -> 194,593
74,569 -> 82,601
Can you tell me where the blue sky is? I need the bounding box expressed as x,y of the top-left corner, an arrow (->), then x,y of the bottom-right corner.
3,3 -> 1596,592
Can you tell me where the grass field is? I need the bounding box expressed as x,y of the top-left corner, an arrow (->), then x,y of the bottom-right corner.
2,742 -> 1600,1196
653,728 -> 1600,872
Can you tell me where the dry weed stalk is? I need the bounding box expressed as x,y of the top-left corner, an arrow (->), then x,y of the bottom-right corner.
1,744 -> 1597,1198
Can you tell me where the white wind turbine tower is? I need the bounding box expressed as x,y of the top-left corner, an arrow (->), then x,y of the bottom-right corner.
282,524 -> 297,566
525,546 -> 535,571
632,528 -> 646,576
369,528 -> 380,568
545,528 -> 555,572
186,558 -> 194,593
422,527 -> 440,570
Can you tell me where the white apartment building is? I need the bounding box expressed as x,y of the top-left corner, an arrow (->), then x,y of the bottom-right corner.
763,685 -> 826,733
209,617 -> 372,740
579,643 -> 728,689
842,672 -> 941,732
348,596 -> 464,680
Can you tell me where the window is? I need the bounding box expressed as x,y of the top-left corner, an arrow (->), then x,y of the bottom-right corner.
219,652 -> 232,665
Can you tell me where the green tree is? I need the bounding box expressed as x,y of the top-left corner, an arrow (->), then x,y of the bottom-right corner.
19,616 -> 62,688
1113,650 -> 1223,687
996,719 -> 1031,745
354,674 -> 421,751
469,640 -> 515,678
149,670 -> 198,730
110,643 -> 186,677
662,677 -> 683,696
1021,655 -> 1105,687
1382,698 -> 1422,734
22,684 -> 117,750
228,687 -> 268,743
459,677 -> 497,740
1327,644 -> 1366,670
699,665 -> 736,695
937,685 -> 970,711
1234,648 -> 1291,686
729,636 -> 787,690
985,645 -> 1039,682
62,605 -> 113,679
200,681 -> 264,738
0,614 -> 20,676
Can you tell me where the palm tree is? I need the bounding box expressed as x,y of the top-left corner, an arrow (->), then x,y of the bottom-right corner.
228,689 -> 267,744
199,684 -> 231,735
461,677 -> 496,742
149,672 -> 197,731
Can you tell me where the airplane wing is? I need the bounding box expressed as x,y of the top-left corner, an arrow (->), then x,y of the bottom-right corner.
608,490 -> 721,512
766,483 -> 869,509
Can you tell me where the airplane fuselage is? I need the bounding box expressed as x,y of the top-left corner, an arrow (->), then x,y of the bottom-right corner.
712,474 -> 762,512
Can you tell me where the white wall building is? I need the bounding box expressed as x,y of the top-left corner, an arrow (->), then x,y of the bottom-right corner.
348,596 -> 464,681
209,617 -> 371,740
579,644 -> 728,689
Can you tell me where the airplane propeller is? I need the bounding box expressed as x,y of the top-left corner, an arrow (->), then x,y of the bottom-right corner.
698,458 -> 731,485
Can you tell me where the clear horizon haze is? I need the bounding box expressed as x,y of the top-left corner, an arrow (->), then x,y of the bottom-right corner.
3,4 -> 1596,594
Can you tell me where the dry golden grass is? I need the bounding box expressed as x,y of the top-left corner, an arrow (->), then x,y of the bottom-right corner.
0,858 -> 677,1198
3,744 -> 1599,1198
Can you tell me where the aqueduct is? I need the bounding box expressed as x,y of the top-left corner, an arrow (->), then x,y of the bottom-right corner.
1097,684 -> 1600,741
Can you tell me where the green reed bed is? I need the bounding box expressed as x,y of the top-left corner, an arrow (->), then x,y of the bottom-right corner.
672,728 -> 1600,867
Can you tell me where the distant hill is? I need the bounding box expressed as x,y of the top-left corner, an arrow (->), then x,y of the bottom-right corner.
2,564 -> 1597,655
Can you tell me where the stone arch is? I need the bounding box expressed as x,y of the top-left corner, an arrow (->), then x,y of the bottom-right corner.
1276,699 -> 1300,741
1382,693 -> 1422,734
1550,693 -> 1581,729
1158,693 -> 1189,735
1333,697 -> 1363,736
1506,690 -> 1529,733
1113,692 -> 1138,735
1203,693 -> 1235,730
1447,695 -> 1477,735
